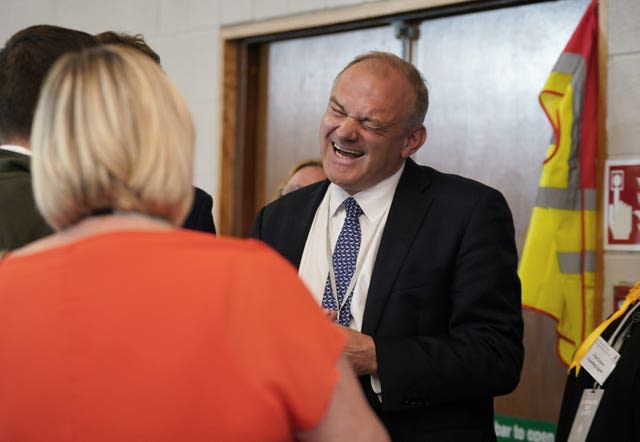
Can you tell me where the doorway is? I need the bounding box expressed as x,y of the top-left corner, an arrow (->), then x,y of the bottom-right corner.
220,0 -> 591,422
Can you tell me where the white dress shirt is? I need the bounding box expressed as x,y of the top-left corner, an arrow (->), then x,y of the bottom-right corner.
0,144 -> 31,156
299,162 -> 405,396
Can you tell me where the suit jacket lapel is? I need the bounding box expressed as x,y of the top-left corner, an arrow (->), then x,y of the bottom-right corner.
362,159 -> 434,334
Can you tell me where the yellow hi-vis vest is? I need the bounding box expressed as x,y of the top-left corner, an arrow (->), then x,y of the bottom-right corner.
519,0 -> 598,367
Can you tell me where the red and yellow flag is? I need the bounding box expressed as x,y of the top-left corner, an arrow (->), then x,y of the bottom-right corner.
519,0 -> 598,366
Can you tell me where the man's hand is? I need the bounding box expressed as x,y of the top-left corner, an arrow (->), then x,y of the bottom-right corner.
340,326 -> 378,376
320,308 -> 378,376
322,308 -> 338,322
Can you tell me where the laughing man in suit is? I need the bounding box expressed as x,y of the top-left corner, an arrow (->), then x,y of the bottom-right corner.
252,51 -> 524,441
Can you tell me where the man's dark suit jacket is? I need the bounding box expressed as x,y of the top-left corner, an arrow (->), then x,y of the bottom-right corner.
184,187 -> 216,234
252,158 -> 524,442
0,149 -> 53,251
1,149 -> 214,251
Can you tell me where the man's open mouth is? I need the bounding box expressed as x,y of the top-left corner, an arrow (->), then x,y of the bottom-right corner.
333,142 -> 364,159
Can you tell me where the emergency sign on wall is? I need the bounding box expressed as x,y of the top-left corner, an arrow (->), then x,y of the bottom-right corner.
604,159 -> 640,250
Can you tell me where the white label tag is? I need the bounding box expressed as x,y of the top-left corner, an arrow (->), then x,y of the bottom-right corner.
580,336 -> 620,386
567,388 -> 604,442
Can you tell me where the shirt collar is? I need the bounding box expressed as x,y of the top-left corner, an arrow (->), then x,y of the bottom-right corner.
327,161 -> 405,224
0,144 -> 31,157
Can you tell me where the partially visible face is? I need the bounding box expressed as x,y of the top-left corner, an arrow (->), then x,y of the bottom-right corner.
282,165 -> 326,195
319,60 -> 423,195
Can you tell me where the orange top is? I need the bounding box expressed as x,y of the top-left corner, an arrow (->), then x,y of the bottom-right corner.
0,229 -> 346,441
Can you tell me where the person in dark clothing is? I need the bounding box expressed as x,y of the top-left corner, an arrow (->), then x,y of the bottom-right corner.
252,51 -> 523,441
556,281 -> 640,442
0,25 -> 99,251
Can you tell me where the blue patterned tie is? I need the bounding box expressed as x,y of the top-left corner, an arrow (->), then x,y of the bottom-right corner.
322,197 -> 362,326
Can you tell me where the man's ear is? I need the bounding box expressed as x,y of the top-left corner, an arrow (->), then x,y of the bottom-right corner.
400,125 -> 427,159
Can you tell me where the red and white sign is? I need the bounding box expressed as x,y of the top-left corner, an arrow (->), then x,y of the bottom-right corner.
605,159 -> 640,250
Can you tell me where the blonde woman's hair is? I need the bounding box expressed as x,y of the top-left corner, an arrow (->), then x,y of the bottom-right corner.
31,45 -> 194,229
